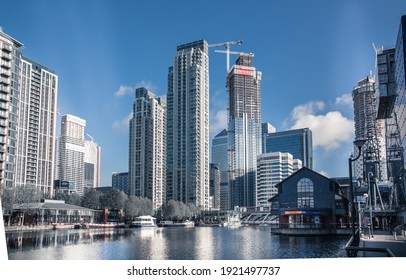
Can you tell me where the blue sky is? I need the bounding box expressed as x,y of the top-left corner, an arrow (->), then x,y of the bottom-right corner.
1,0 -> 405,186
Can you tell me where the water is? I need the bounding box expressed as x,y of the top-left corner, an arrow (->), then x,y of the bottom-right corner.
5,226 -> 349,260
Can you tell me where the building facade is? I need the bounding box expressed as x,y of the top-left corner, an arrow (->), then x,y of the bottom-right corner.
209,163 -> 220,210
84,138 -> 101,189
211,129 -> 229,210
352,76 -> 387,181
270,167 -> 349,235
1,30 -> 58,197
57,114 -> 86,194
129,87 -> 166,211
264,128 -> 313,169
261,122 -> 276,153
228,54 -> 262,208
395,15 -> 406,159
166,40 -> 210,209
256,152 -> 302,207
112,172 -> 129,195
0,31 -> 23,189
14,58 -> 58,196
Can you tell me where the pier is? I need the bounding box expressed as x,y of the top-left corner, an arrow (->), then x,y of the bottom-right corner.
345,229 -> 406,257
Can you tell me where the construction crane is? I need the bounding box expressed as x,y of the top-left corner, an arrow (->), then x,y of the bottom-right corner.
214,50 -> 254,70
85,133 -> 94,142
208,40 -> 243,72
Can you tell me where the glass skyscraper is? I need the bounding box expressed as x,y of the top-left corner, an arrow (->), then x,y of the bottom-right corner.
228,54 -> 262,208
264,128 -> 313,170
166,40 -> 210,210
212,129 -> 229,210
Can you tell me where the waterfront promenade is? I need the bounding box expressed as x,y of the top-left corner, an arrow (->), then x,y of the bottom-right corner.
360,230 -> 406,257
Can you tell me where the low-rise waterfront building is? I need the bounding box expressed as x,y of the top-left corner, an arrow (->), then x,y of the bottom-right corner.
269,167 -> 350,235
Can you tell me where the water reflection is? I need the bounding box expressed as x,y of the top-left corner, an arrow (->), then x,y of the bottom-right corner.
6,227 -> 349,260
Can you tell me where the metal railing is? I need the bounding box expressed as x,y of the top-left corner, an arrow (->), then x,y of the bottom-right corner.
344,229 -> 395,257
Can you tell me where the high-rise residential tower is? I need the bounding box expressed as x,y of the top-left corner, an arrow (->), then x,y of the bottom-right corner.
57,114 -> 86,194
264,128 -> 313,169
15,58 -> 58,196
352,76 -> 387,181
256,152 -> 302,207
1,30 -> 58,196
228,54 -> 262,208
166,40 -> 210,209
0,31 -> 23,189
129,87 -> 166,211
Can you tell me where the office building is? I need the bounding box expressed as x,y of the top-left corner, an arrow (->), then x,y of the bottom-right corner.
211,129 -> 229,210
352,77 -> 387,181
228,54 -> 262,208
256,152 -> 302,207
209,163 -> 220,210
0,31 -> 23,189
57,114 -> 86,194
14,58 -> 58,196
262,122 -> 276,153
166,40 -> 210,209
264,128 -> 313,169
395,15 -> 406,157
129,87 -> 166,211
84,137 -> 101,189
112,172 -> 129,195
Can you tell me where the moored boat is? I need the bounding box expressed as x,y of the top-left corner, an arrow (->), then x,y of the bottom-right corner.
130,215 -> 158,228
158,220 -> 195,227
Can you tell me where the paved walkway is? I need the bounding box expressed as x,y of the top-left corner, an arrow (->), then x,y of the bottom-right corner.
360,230 -> 406,257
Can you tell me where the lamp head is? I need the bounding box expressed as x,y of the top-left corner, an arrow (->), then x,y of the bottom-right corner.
353,139 -> 366,148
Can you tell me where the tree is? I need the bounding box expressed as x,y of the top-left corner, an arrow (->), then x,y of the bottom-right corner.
66,193 -> 82,206
81,188 -> 101,209
100,188 -> 127,209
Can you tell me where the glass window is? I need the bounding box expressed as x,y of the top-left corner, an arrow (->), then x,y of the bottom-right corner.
297,178 -> 314,208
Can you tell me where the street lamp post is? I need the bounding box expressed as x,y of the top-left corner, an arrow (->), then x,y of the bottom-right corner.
348,139 -> 366,242
367,171 -> 374,238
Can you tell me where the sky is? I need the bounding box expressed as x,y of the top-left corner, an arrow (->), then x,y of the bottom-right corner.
1,0 -> 405,186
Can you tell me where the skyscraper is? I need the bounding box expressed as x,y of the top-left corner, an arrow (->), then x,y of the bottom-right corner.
166,40 -> 210,209
1,30 -> 58,196
228,54 -> 262,208
261,122 -> 276,153
352,77 -> 387,181
57,114 -> 86,194
84,137 -> 101,189
212,129 -> 229,210
395,15 -> 406,159
129,87 -> 166,211
0,31 -> 23,189
264,128 -> 313,169
112,172 -> 129,195
15,58 -> 58,196
256,152 -> 302,207
209,163 -> 220,210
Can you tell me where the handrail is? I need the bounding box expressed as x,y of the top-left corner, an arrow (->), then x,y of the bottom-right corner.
344,246 -> 395,257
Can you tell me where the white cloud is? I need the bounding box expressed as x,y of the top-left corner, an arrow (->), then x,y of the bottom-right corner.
135,79 -> 158,93
210,109 -> 228,138
335,93 -> 353,106
290,101 -> 354,151
112,112 -> 132,133
114,85 -> 134,97
114,80 -> 159,98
